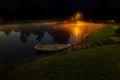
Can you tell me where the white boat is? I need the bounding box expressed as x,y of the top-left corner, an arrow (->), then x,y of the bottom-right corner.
35,44 -> 71,52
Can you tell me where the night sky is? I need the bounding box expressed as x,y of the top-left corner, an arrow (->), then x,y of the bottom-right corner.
0,0 -> 120,20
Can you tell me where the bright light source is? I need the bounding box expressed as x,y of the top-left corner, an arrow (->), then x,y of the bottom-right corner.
74,12 -> 82,21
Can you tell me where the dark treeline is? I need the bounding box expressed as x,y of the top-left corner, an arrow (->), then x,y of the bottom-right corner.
0,0 -> 74,20
0,0 -> 120,21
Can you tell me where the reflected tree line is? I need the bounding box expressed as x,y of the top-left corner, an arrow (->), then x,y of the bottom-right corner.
0,25 -> 71,43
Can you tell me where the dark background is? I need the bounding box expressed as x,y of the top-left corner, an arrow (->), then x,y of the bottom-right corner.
0,0 -> 120,20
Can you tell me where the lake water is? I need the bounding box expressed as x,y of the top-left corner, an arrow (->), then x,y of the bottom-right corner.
0,22 -> 104,73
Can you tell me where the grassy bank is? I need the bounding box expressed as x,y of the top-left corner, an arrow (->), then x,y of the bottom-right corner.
83,24 -> 119,43
0,44 -> 120,80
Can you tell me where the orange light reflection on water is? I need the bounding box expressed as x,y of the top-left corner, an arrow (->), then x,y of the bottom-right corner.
75,27 -> 79,36
74,21 -> 84,37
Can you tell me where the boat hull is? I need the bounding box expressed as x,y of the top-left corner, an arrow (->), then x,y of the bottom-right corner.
35,44 -> 71,52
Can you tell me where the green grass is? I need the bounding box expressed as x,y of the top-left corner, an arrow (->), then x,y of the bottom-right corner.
110,37 -> 120,42
1,45 -> 120,80
83,25 -> 119,43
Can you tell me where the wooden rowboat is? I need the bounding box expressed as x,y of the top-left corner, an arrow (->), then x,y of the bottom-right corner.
35,44 -> 71,52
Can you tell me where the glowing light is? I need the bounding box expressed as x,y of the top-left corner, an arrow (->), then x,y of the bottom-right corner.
76,21 -> 80,26
76,13 -> 80,18
74,12 -> 82,21
75,27 -> 79,36
106,20 -> 115,23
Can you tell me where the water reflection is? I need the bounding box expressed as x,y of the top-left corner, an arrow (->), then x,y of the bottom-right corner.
40,32 -> 53,44
0,24 -> 83,44
0,22 -> 104,73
